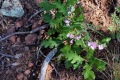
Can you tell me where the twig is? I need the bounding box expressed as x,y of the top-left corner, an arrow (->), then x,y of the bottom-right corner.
24,24 -> 32,28
0,52 -> 15,59
39,48 -> 57,80
28,10 -> 43,21
39,45 -> 46,57
50,63 -> 60,78
0,24 -> 48,42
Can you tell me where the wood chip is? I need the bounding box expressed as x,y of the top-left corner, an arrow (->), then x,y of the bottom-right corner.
32,23 -> 39,29
25,33 -> 38,45
24,69 -> 31,75
7,25 -> 15,34
9,35 -> 16,43
17,73 -> 24,80
28,62 -> 34,67
15,21 -> 23,28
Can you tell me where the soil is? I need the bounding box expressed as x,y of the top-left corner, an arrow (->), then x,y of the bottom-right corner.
0,0 -> 119,80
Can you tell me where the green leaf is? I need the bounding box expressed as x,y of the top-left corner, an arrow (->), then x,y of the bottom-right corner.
73,63 -> 80,69
60,45 -> 71,53
83,31 -> 90,40
39,1 -> 55,11
82,63 -> 95,80
101,37 -> 111,44
72,45 -> 82,54
74,6 -> 83,14
77,14 -> 84,22
74,6 -> 84,22
61,45 -> 84,69
42,13 -> 52,23
47,28 -> 57,36
75,39 -> 87,49
116,32 -> 120,41
108,26 -> 116,32
115,7 -> 120,13
90,58 -> 106,71
64,50 -> 84,69
65,60 -> 73,69
58,33 -> 67,40
65,0 -> 77,7
86,48 -> 94,59
50,17 -> 64,28
53,1 -> 66,13
41,39 -> 58,48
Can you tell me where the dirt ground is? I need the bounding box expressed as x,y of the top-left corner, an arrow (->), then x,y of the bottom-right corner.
0,0 -> 119,80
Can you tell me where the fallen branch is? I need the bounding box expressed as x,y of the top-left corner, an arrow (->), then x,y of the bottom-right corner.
39,46 -> 60,78
0,24 -> 48,42
39,48 -> 57,80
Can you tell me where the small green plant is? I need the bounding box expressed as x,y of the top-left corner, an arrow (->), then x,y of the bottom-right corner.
106,7 -> 120,80
39,0 -> 110,80
108,7 -> 120,40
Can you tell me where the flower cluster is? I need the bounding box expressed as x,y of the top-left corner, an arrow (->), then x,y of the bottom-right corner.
88,42 -> 104,50
64,20 -> 70,26
67,33 -> 81,44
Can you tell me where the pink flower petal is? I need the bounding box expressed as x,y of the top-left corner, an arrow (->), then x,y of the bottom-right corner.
70,39 -> 73,44
98,44 -> 104,50
64,20 -> 70,24
88,42 -> 97,50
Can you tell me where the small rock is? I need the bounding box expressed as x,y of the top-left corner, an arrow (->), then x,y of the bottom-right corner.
24,2 -> 33,11
15,54 -> 22,59
6,58 -> 10,61
24,69 -> 31,75
0,0 -> 24,17
15,21 -> 23,28
25,34 -> 38,45
24,47 -> 29,51
17,73 -> 24,80
7,25 -> 15,34
11,62 -> 20,66
16,37 -> 21,43
32,23 -> 39,29
9,35 -> 16,43
28,62 -> 33,67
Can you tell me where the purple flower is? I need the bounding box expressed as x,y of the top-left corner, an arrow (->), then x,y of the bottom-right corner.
88,42 -> 97,50
66,23 -> 70,26
64,20 -> 70,26
64,20 -> 70,24
67,33 -> 74,39
70,39 -> 73,44
67,33 -> 71,37
98,44 -> 104,50
75,36 -> 81,40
